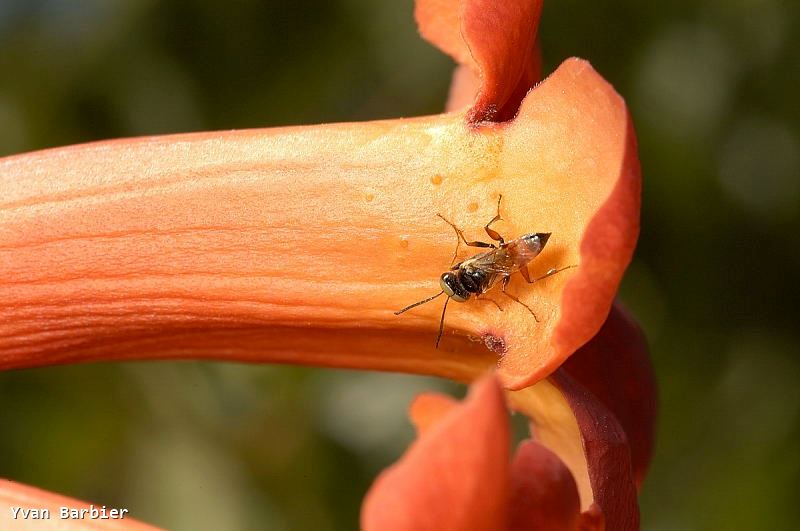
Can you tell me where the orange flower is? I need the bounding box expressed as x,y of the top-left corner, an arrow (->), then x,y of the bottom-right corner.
0,0 -> 654,528
0,28 -> 638,391
362,374 -> 605,531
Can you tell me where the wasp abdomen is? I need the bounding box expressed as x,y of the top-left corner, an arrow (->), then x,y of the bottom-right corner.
520,232 -> 551,254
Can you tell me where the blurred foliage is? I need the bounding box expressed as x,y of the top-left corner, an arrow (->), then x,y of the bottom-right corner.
1,0 -> 799,529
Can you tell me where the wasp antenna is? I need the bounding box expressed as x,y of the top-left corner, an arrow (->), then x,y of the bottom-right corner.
435,296 -> 450,349
394,291 -> 445,315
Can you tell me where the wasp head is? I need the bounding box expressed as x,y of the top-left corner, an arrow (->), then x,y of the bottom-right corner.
440,272 -> 470,302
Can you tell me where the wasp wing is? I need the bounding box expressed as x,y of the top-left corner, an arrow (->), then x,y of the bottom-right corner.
459,248 -> 518,276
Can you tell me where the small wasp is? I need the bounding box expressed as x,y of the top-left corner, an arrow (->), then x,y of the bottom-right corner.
395,195 -> 575,347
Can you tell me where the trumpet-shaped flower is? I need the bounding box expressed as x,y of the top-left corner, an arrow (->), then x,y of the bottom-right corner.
0,0 -> 655,528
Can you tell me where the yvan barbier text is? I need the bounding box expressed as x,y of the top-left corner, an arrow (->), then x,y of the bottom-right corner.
9,505 -> 129,520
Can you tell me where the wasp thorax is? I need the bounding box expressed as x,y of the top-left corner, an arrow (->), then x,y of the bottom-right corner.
440,272 -> 469,302
459,268 -> 487,293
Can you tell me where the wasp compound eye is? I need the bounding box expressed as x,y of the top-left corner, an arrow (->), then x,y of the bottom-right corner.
440,272 -> 469,302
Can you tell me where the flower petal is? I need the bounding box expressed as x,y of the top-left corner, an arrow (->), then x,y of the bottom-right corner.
445,65 -> 482,114
550,370 -> 639,531
408,392 -> 458,435
416,0 -> 544,123
578,504 -> 605,531
508,440 -> 581,531
361,374 -> 509,531
0,479 -> 158,530
415,0 -> 474,71
563,303 -> 657,488
445,38 -> 543,116
484,58 -> 641,388
0,59 -> 637,390
507,381 -> 589,509
508,310 -> 644,530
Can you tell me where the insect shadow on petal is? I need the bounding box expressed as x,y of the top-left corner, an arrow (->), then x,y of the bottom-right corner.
395,195 -> 576,348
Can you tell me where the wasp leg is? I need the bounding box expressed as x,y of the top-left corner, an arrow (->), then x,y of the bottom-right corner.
437,213 -> 495,266
484,194 -> 505,245
500,276 -> 539,322
520,264 -> 577,284
475,293 -> 503,311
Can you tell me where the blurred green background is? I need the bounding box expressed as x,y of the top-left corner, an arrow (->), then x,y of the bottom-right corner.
1,1 -> 798,529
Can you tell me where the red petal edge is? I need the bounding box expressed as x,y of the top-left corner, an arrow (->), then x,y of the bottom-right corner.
416,0 -> 544,123
563,302 -> 657,488
550,369 -> 640,531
